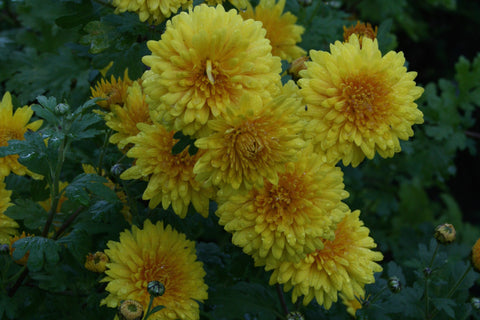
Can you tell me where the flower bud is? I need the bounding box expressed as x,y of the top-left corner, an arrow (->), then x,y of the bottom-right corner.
84,251 -> 109,273
287,311 -> 305,320
111,164 -> 124,177
147,280 -> 165,297
472,238 -> 480,272
423,267 -> 432,277
471,297 -> 480,310
434,223 -> 456,245
343,21 -> 378,46
388,276 -> 401,293
55,103 -> 70,115
288,56 -> 309,82
118,300 -> 144,320
0,244 -> 9,254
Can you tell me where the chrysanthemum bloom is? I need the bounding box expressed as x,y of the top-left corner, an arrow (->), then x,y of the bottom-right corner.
9,231 -> 32,265
216,145 -> 349,269
269,210 -> 383,309
205,0 -> 249,9
0,92 -> 43,178
343,21 -> 377,46
239,0 -> 306,62
120,122 -> 214,218
142,4 -> 282,137
194,82 -> 306,190
85,251 -> 109,273
299,35 -> 424,167
91,69 -> 132,111
101,220 -> 208,320
0,180 -> 16,244
83,164 -> 132,223
112,0 -> 192,24
105,81 -> 153,151
472,238 -> 480,272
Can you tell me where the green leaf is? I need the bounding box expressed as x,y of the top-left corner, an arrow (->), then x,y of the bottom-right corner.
65,173 -> 118,206
431,298 -> 456,318
148,305 -> 165,315
4,199 -> 48,230
12,236 -> 61,272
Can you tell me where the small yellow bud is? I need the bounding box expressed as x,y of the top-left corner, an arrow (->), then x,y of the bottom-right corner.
118,300 -> 144,320
84,251 -> 109,273
434,223 -> 456,245
343,21 -> 378,47
288,56 -> 309,82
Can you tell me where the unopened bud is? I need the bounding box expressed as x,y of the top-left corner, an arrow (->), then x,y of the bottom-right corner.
55,103 -> 70,115
288,56 -> 309,82
111,164 -> 124,177
388,276 -> 401,293
118,300 -> 144,320
84,251 -> 109,273
0,244 -> 9,254
423,267 -> 432,277
471,297 -> 480,310
287,311 -> 305,320
434,223 -> 456,244
147,280 -> 165,297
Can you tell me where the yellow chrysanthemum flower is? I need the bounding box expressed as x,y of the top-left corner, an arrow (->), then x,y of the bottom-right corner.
204,0 -> 248,9
105,81 -> 153,150
142,4 -> 282,137
85,251 -> 109,273
343,21 -> 378,46
239,0 -> 306,62
0,180 -> 16,244
0,92 -> 43,178
299,34 -> 424,167
472,238 -> 480,272
90,69 -> 132,111
194,82 -> 305,190
216,145 -> 349,269
269,210 -> 383,309
101,220 -> 208,320
120,122 -> 214,218
82,164 -> 132,223
112,0 -> 192,24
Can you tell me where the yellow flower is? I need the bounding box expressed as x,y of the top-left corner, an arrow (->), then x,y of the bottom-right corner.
101,220 -> 208,320
142,4 -> 281,137
299,35 -> 424,167
239,0 -> 306,62
216,145 -> 349,269
0,179 -> 16,244
120,122 -> 214,218
112,0 -> 192,24
343,21 -> 378,46
105,81 -> 153,151
205,0 -> 249,10
269,210 -> 383,309
85,251 -> 109,273
0,92 -> 43,178
194,82 -> 306,190
472,238 -> 480,272
9,231 -> 33,265
90,69 -> 132,111
82,164 -> 132,223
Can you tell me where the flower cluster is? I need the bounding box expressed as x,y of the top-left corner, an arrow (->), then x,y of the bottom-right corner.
90,2 -> 425,317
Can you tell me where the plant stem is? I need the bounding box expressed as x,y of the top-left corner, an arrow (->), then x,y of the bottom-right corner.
276,283 -> 289,316
53,206 -> 85,240
7,268 -> 29,297
96,129 -> 112,175
424,242 -> 439,318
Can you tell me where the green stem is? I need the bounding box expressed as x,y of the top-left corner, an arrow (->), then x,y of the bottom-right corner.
6,265 -> 27,284
276,283 -> 289,316
366,286 -> 387,306
143,295 -> 155,320
96,129 -> 112,175
424,242 -> 439,318
53,206 -> 85,240
428,264 -> 472,320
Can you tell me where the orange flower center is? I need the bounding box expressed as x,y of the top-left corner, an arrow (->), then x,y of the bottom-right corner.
341,75 -> 390,130
228,120 -> 266,161
194,59 -> 230,98
313,219 -> 351,263
0,128 -> 23,147
254,173 -> 305,225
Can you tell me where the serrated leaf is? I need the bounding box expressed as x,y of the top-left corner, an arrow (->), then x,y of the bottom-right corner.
65,173 -> 118,206
12,236 -> 61,272
431,298 -> 456,318
4,199 -> 48,230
